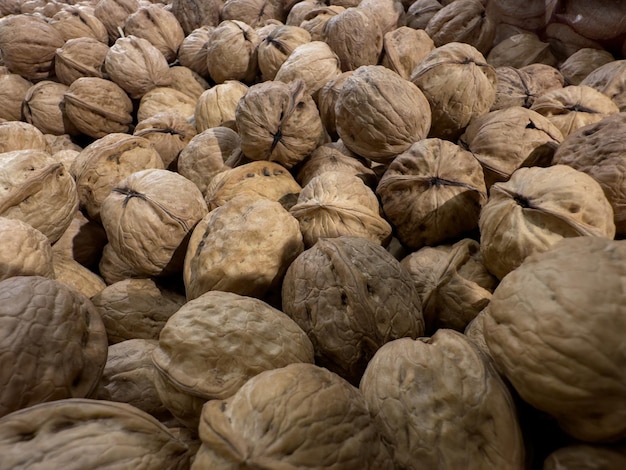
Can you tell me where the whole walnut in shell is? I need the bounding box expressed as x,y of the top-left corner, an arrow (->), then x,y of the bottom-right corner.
177,26 -> 213,78
400,238 -> 497,333
137,87 -> 197,123
403,0 -> 442,30
0,217 -> 55,282
152,290 -> 314,429
0,149 -> 78,243
257,25 -> 311,80
360,330 -> 525,470
22,81 -> 77,137
192,363 -> 392,470
169,66 -> 209,101
51,253 -> 106,299
491,66 -> 540,111
544,23 -> 604,63
98,243 -> 143,286
0,399 -> 191,469
0,121 -> 50,154
377,138 -> 487,250
381,27 -> 434,81
236,79 -> 327,168
0,74 -> 31,122
221,0 -> 286,27
50,5 -> 109,43
94,0 -> 139,43
170,0 -> 221,35
484,237 -> 626,442
559,48 -> 614,86
555,0 -> 626,41
206,20 -> 260,84
336,65 -> 431,162
487,33 -> 558,69
54,37 -> 109,86
480,165 -> 616,280
543,444 -> 626,470
184,193 -> 304,301
488,0 -> 557,30
0,276 -> 108,418
282,236 -> 424,384
289,171 -> 392,247
101,169 -> 208,277
124,4 -> 184,63
194,80 -> 248,132
299,6 -> 344,41
580,60 -> 626,112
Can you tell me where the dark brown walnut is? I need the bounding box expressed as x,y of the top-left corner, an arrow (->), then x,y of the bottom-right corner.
274,41 -> 342,100
400,238 -> 497,333
133,112 -> 197,170
94,0 -> 139,43
544,23 -> 604,62
296,143 -> 377,189
221,0 -> 286,27
543,444 -> 626,470
54,37 -> 109,86
360,331 -> 525,470
480,165 -> 615,280
0,14 -> 64,81
410,42 -> 496,140
236,79 -> 327,168
521,63 -> 564,95
169,66 -> 209,101
194,81 -> 249,132
63,77 -> 133,139
206,20 -> 260,84
290,171 -> 392,247
299,6 -> 344,41
177,26 -> 213,78
377,138 -> 487,250
0,74 -> 32,122
52,210 -> 107,270
96,339 -> 170,420
170,0 -> 221,36
104,35 -> 172,100
0,149 -> 78,243
425,0 -> 495,55
124,4 -> 185,63
177,127 -> 239,196
491,66 -> 540,111
184,193 -> 304,300
0,121 -> 50,154
337,65 -> 431,162
137,87 -> 197,123
0,276 -> 107,418
205,161 -> 301,211
484,237 -> 626,442
152,291 -> 314,430
381,27 -> 435,81
580,60 -> 626,112
101,169 -> 208,278
98,243 -> 143,286
281,236 -> 424,385
51,253 -> 106,299
487,33 -> 558,69
257,25 -> 311,81
459,106 -> 563,188
0,399 -> 191,469
22,81 -> 77,137
192,363 -> 392,469
316,71 -> 352,138
403,0 -> 443,30
559,48 -> 614,86
488,0 -> 557,30
554,0 -> 626,41
552,113 -> 626,235
50,5 -> 109,44
0,217 -> 55,282
322,7 -> 383,72
70,133 -> 165,223
530,85 -> 619,138
91,278 -> 186,344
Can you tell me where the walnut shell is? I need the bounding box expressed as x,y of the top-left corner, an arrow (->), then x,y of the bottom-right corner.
22,81 -> 77,137
137,87 -> 196,123
206,20 -> 260,84
281,236 -> 424,384
98,243 -> 142,286
221,0 -> 286,27
0,149 -> 78,243
101,169 -> 208,277
554,0 -> 626,41
285,1 -> 326,27
169,66 -> 209,101
410,42 -> 496,140
491,66 -> 539,111
400,238 -> 497,333
92,279 -> 185,347
484,237 -> 626,442
580,60 -> 626,112
360,331 -> 525,469
177,26 -> 213,78
194,81 -> 249,132
0,121 -> 50,153
544,22 -> 604,62
257,25 -> 311,81
377,138 -> 487,250
184,193 -> 304,300
487,33 -> 558,68
192,363 -> 392,469
124,4 -> 184,63
50,5 -> 108,43
0,74 -> 32,122
235,79 -> 327,168
152,290 -> 314,429
552,113 -> 626,235
543,444 -> 626,470
488,0 -> 557,30
403,0 -> 443,30
358,0 -> 403,35
520,63 -> 564,95
54,37 -> 109,86
170,0 -> 221,36
316,71 -> 352,138
94,0 -> 139,43
480,165 -> 616,280
63,77 -> 133,139
337,65 -> 431,162
70,133 -> 165,223
381,27 -> 434,81
0,276 -> 107,418
299,5 -> 344,42
559,48 -> 614,86
105,35 -> 172,99
51,253 -> 106,299
0,217 -> 55,282
0,399 -> 191,469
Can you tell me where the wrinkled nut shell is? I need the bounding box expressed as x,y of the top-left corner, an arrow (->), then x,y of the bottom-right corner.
0,217 -> 55,282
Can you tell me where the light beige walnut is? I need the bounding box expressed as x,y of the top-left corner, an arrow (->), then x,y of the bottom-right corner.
257,25 -> 311,80
360,331 -> 525,470
484,237 -> 626,442
152,290 -> 314,430
0,74 -> 32,122
559,48 -> 614,86
285,1 -> 326,27
521,63 -> 564,95
192,363 -> 392,469
0,121 -> 50,154
177,26 -> 213,78
194,81 -> 248,132
50,5 -> 108,43
480,165 -> 616,280
403,0 -> 442,30
137,87 -> 196,122
0,217 -> 55,282
220,0 -> 286,26
22,81 -> 77,137
381,27 -> 434,81
580,60 -> 626,112
358,0 -> 403,34
124,3 -> 184,63
54,37 -> 109,87
170,0 -> 220,35
94,0 -> 139,43
51,253 -> 106,299
487,33 -> 558,68
491,66 -> 540,111
543,444 -> 626,469
205,20 -> 260,84
168,66 -> 209,100
98,243 -> 143,286
299,6 -> 344,42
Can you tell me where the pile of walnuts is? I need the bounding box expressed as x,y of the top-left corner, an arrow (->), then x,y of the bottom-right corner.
0,0 -> 625,468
